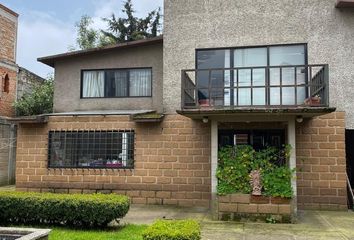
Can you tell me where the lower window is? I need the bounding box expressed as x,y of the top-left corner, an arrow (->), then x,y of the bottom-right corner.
48,130 -> 134,169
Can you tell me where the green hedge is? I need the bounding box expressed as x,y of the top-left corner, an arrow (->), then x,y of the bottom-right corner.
142,219 -> 201,240
0,191 -> 130,227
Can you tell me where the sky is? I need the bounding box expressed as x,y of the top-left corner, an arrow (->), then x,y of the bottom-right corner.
0,0 -> 163,78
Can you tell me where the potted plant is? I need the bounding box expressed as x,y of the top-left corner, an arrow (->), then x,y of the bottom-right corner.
304,95 -> 321,106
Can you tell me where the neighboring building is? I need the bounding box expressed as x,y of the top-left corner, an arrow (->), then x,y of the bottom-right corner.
14,0 -> 354,219
0,4 -> 44,186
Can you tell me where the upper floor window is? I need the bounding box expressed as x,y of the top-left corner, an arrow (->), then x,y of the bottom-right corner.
196,44 -> 306,106
81,68 -> 152,98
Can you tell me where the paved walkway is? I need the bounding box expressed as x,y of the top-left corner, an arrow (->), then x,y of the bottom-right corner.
0,185 -> 15,191
124,205 -> 354,240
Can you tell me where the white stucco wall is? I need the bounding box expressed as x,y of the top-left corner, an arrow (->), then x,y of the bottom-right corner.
163,0 -> 354,128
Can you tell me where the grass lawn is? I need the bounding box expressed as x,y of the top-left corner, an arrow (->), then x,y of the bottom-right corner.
49,224 -> 147,240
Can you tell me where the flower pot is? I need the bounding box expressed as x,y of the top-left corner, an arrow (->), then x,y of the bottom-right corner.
304,97 -> 321,106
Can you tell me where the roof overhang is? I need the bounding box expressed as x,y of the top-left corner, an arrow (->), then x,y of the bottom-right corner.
177,107 -> 337,120
7,110 -> 162,124
38,36 -> 163,67
336,0 -> 354,8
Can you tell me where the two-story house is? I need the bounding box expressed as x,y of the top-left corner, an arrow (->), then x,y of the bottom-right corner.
14,0 -> 354,220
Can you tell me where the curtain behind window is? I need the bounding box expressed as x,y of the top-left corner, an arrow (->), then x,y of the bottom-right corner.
129,69 -> 151,97
114,71 -> 128,97
82,71 -> 104,97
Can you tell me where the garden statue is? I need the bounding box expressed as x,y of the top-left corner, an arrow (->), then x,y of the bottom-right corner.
250,170 -> 262,195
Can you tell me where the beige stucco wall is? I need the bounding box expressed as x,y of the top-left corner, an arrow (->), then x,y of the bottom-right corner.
163,0 -> 354,128
54,43 -> 163,113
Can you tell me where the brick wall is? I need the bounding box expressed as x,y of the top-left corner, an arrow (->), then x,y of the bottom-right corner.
0,68 -> 17,117
0,5 -> 17,63
15,115 -> 211,207
296,112 -> 347,210
218,194 -> 292,222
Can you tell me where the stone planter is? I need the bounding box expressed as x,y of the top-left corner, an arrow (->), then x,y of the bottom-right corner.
0,227 -> 51,240
217,193 -> 293,223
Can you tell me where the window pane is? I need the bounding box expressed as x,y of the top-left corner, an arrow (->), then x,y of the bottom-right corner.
129,69 -> 152,97
197,49 -> 230,69
238,88 -> 251,106
282,87 -> 295,105
253,68 -> 266,86
269,68 -> 280,86
270,87 -> 280,105
269,45 -> 305,66
48,130 -> 134,169
253,88 -> 266,105
197,50 -> 230,89
107,70 -> 128,97
238,69 -> 251,86
234,47 -> 267,67
82,71 -> 105,97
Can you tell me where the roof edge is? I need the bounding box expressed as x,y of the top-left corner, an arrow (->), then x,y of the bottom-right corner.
38,36 -> 163,68
0,4 -> 19,17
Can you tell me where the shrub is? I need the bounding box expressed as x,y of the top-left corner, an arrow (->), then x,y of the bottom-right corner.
142,219 -> 201,240
0,191 -> 130,227
14,79 -> 53,116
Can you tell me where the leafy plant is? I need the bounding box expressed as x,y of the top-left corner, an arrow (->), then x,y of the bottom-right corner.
217,144 -> 293,198
0,191 -> 130,227
14,78 -> 53,116
216,145 -> 254,195
142,219 -> 201,240
262,166 -> 294,198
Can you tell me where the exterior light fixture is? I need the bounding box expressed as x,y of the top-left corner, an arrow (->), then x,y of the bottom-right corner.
202,116 -> 209,123
296,115 -> 304,123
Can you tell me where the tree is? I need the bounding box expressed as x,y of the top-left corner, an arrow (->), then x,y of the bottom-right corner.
71,15 -> 100,50
101,0 -> 162,44
14,77 -> 54,116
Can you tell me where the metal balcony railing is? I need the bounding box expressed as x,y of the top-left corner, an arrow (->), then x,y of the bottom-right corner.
181,64 -> 329,109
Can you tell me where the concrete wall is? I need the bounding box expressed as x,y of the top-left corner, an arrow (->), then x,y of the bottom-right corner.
163,0 -> 354,128
54,43 -> 163,113
0,121 -> 16,186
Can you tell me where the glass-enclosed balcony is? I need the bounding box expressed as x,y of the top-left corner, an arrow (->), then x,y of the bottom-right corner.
180,44 -> 330,113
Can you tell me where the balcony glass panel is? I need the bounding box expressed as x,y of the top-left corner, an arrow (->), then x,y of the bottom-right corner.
282,87 -> 295,105
238,88 -> 251,106
253,88 -> 266,105
238,69 -> 251,87
270,87 -> 280,105
253,68 -> 266,86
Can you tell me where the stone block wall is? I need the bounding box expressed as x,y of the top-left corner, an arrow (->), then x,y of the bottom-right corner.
296,112 -> 347,210
218,194 -> 292,222
16,67 -> 44,100
15,115 -> 211,207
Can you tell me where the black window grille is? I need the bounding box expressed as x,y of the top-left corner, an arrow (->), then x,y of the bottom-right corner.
48,130 -> 134,169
